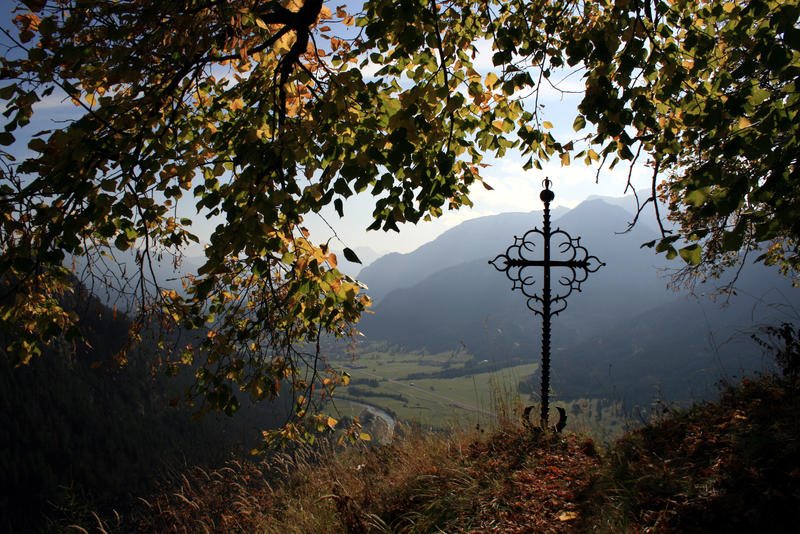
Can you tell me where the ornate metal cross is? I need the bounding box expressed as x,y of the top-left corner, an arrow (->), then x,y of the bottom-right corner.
489,178 -> 604,429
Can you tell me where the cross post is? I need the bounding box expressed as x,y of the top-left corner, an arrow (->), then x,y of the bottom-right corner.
490,178 -> 604,429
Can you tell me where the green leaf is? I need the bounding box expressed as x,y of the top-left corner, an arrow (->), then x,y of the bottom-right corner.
721,228 -> 744,251
0,84 -> 16,99
114,234 -> 130,251
678,244 -> 702,265
573,115 -> 586,131
684,189 -> 707,207
436,152 -> 454,175
27,138 -> 47,152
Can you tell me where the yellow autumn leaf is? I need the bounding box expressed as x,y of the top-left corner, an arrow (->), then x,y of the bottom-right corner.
359,432 -> 371,441
485,72 -> 498,89
327,416 -> 338,429
737,116 -> 751,130
85,93 -> 96,106
558,511 -> 578,521
560,152 -> 570,166
283,0 -> 303,12
273,31 -> 296,54
319,6 -> 332,19
230,98 -> 245,111
543,120 -> 553,129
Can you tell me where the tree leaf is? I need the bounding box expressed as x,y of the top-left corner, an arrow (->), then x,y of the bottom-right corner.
343,247 -> 361,264
679,244 -> 702,265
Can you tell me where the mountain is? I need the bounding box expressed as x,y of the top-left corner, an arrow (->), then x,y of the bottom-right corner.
585,188 -> 653,215
550,263 -> 796,405
355,196 -> 800,404
358,198 -> 672,352
356,206 -> 569,305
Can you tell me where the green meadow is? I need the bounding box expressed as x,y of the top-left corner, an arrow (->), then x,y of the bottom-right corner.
325,344 -> 626,440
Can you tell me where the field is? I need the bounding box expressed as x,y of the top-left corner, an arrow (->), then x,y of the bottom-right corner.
325,343 -> 628,442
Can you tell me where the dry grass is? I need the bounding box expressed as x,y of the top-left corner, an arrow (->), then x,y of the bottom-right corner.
85,374 -> 799,533
124,422 -> 478,533
123,396 -> 603,533
580,375 -> 800,533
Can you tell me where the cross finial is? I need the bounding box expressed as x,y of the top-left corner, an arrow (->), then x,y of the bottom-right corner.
540,177 -> 554,203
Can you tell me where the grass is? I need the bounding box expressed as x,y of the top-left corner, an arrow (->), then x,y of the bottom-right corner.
581,375 -> 800,532
330,345 -> 631,437
124,424 -> 480,533
79,372 -> 799,533
334,362 -> 537,425
324,343 -> 633,443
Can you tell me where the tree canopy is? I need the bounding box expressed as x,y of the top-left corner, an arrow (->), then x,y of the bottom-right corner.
1,0 -> 798,443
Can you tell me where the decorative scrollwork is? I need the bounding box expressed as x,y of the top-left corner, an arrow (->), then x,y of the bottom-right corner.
489,226 -> 605,318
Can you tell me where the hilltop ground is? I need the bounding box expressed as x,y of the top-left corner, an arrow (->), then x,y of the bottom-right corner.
73,371 -> 799,533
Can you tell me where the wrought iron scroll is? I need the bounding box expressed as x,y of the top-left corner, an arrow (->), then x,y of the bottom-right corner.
489,178 -> 604,430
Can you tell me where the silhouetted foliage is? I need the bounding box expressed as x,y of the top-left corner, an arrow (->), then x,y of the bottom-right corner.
753,322 -> 800,388
0,290 -> 290,533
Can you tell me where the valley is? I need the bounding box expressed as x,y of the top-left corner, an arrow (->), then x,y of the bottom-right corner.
324,341 -> 629,443
319,195 -> 800,442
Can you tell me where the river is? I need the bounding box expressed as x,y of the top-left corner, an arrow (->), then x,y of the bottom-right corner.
342,399 -> 396,442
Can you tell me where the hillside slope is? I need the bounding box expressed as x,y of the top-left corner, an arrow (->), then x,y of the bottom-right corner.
115,368 -> 800,533
0,289 -> 291,533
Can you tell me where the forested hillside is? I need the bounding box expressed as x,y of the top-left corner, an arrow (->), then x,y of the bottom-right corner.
0,289 -> 290,533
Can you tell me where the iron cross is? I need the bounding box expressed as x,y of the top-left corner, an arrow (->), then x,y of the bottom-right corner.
489,178 -> 604,429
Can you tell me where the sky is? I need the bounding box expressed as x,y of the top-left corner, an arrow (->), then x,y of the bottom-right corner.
0,0 -> 654,257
